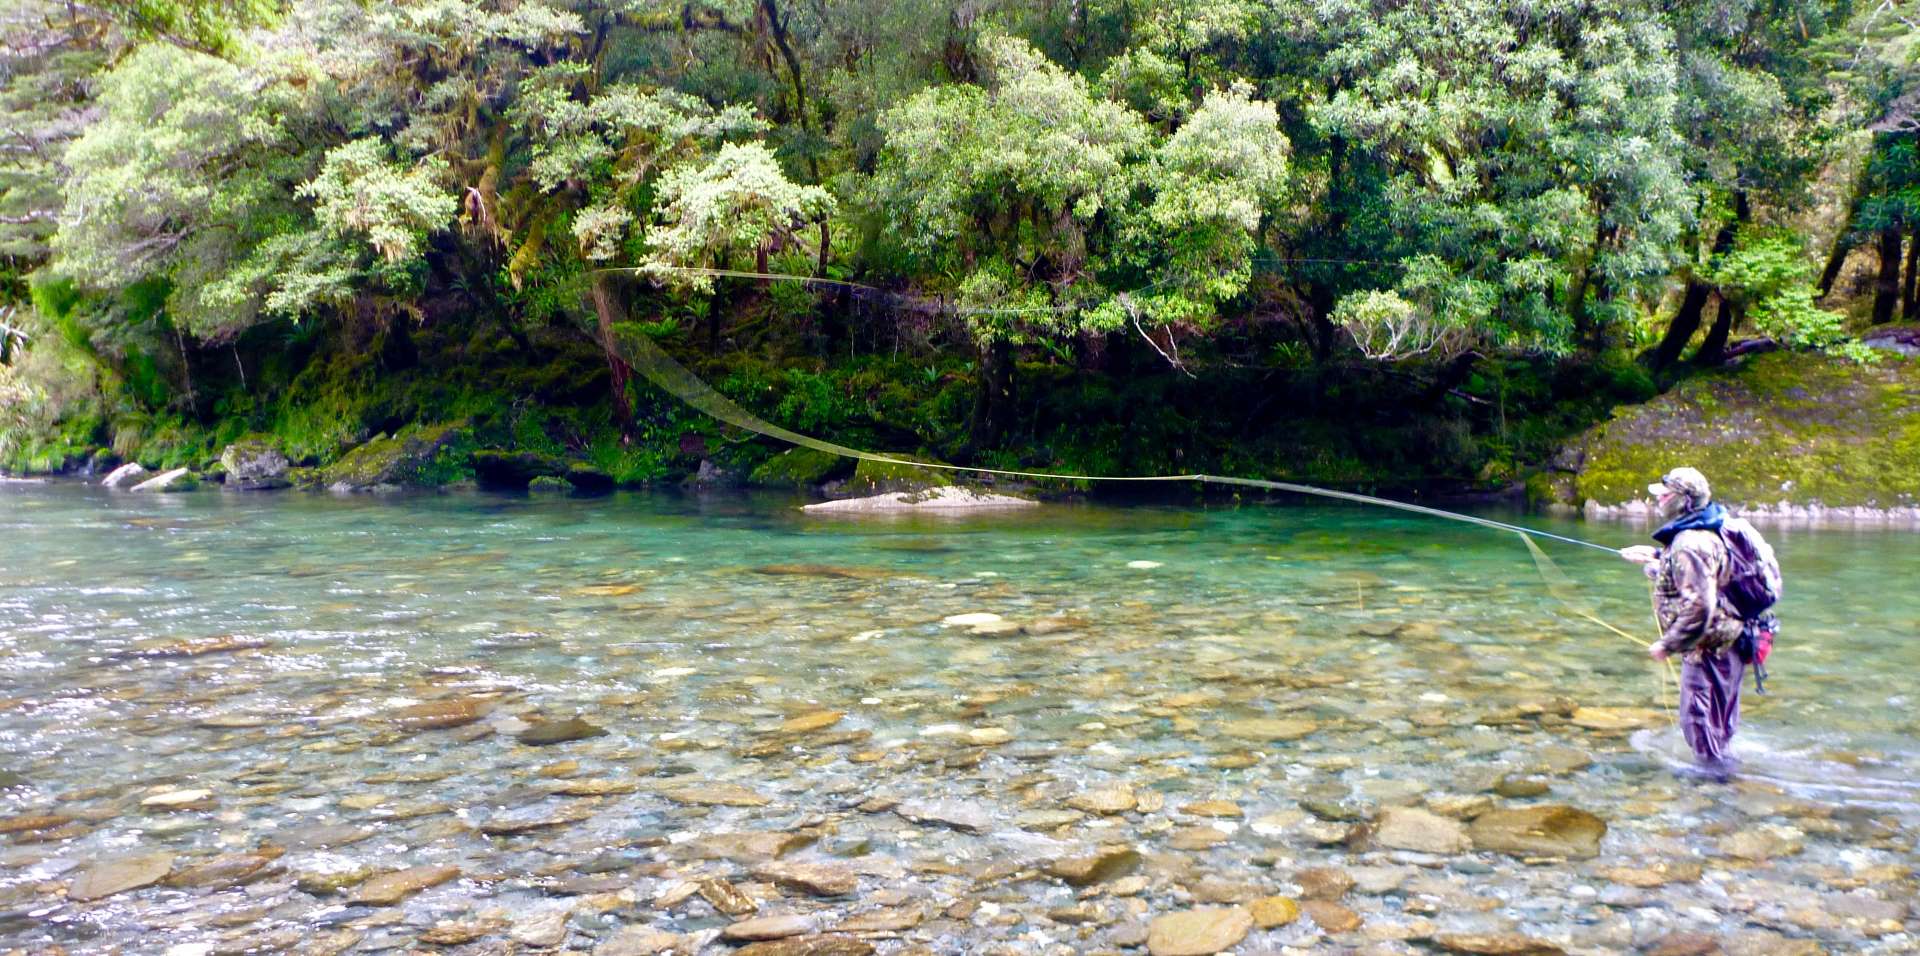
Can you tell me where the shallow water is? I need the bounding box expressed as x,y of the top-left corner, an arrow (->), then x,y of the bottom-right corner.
0,483 -> 1914,954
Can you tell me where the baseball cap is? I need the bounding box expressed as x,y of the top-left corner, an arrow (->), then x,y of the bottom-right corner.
1647,467 -> 1710,502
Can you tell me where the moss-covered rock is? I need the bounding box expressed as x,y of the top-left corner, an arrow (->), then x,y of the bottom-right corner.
564,462 -> 614,495
1568,352 -> 1920,510
220,436 -> 290,491
836,453 -> 962,496
747,447 -> 851,488
527,475 -> 572,494
317,422 -> 472,492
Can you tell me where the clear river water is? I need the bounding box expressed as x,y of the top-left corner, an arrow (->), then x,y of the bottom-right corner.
0,483 -> 1914,955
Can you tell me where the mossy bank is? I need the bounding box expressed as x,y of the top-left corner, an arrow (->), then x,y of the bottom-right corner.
1548,349 -> 1920,521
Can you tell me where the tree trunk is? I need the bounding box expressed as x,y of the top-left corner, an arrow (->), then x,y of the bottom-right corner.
1654,215 -> 1741,371
1694,294 -> 1737,366
1817,233 -> 1852,299
1903,225 -> 1918,321
1873,226 -> 1902,325
1652,281 -> 1711,371
589,273 -> 636,439
969,337 -> 1016,450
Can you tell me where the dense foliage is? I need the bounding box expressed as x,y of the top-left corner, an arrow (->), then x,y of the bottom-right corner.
1,0 -> 1916,482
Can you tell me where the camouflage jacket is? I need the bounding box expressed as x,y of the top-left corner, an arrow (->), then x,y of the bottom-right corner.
1651,528 -> 1744,657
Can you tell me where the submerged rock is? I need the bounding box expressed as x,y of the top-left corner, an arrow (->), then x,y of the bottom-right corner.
67,852 -> 174,901
1046,846 -> 1142,886
1433,932 -> 1567,955
732,936 -> 874,956
895,799 -> 990,834
348,864 -> 459,905
723,914 -> 815,941
1373,806 -> 1469,854
516,717 -> 608,746
1248,896 -> 1301,929
1066,785 -> 1137,815
1146,907 -> 1253,956
1468,805 -> 1607,859
662,782 -> 770,807
595,925 -> 683,955
750,862 -> 857,897
383,698 -> 491,731
1299,899 -> 1362,933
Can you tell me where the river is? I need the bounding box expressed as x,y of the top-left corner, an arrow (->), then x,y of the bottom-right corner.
0,483 -> 1914,953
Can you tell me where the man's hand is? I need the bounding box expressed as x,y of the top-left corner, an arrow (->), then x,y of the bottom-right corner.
1649,645 -> 1669,661
1619,545 -> 1658,565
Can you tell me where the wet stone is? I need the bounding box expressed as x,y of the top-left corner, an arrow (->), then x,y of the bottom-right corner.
699,877 -> 759,916
780,711 -> 845,733
1067,785 -> 1137,815
510,908 -> 572,948
732,936 -> 875,956
1299,899 -> 1362,933
68,852 -> 174,901
1167,826 -> 1230,851
751,862 -> 858,897
1047,846 -> 1142,886
1468,805 -> 1606,859
894,799 -> 990,833
1602,861 -> 1701,887
1146,907 -> 1253,956
596,925 -> 682,955
1493,774 -> 1551,798
1373,806 -> 1469,854
1641,933 -> 1720,956
723,914 -> 815,941
662,782 -> 771,807
1433,932 -> 1568,955
383,698 -> 490,731
517,717 -> 608,746
165,853 -> 277,889
1217,717 -> 1318,742
1249,896 -> 1301,929
348,864 -> 460,905
1296,866 -> 1355,900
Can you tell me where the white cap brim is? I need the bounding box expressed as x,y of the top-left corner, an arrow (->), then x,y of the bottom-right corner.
1647,482 -> 1669,497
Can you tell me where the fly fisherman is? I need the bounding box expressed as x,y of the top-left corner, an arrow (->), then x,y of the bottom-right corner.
1618,467 -> 1780,779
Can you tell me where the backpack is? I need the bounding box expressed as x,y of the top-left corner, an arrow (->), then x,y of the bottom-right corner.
1718,517 -> 1781,619
1719,517 -> 1782,691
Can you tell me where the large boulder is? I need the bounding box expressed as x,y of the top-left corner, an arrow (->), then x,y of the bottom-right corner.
100,462 -> 148,489
129,468 -> 201,493
801,486 -> 1037,514
318,423 -> 470,492
220,438 -> 290,491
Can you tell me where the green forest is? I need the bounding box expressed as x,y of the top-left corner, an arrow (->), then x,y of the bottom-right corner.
2,0 -> 1918,498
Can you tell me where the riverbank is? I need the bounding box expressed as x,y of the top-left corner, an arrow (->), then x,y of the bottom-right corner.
1544,348 -> 1920,523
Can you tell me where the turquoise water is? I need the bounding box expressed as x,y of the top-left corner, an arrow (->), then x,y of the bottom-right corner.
0,483 -> 1914,953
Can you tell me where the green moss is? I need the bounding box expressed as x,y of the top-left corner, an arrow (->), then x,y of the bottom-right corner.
747,447 -> 850,488
317,421 -> 472,489
1575,352 -> 1920,508
846,453 -> 958,495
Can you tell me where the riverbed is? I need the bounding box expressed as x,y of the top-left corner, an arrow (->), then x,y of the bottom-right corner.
0,484 -> 1914,954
